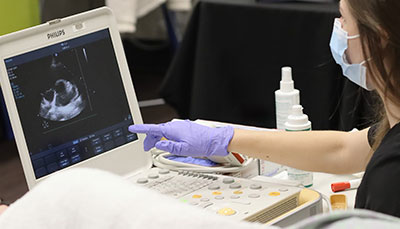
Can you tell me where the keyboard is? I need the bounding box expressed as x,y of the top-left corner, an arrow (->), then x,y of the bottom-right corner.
128,167 -> 302,224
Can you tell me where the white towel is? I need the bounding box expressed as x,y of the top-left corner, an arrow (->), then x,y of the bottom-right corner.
106,0 -> 192,33
0,168 -> 270,229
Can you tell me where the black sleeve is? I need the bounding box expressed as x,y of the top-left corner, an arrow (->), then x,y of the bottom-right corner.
368,124 -> 378,147
360,156 -> 400,217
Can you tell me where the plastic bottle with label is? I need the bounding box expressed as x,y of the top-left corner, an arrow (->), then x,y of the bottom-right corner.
275,67 -> 300,130
260,67 -> 300,176
285,104 -> 313,187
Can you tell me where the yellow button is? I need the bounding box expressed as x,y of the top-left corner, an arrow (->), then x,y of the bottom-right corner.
212,191 -> 222,195
217,208 -> 236,216
233,190 -> 243,195
192,194 -> 202,199
269,192 -> 280,196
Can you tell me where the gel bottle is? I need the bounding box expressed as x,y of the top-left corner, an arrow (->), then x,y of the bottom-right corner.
285,105 -> 313,187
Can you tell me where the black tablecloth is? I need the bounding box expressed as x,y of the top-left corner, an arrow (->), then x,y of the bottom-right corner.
161,0 -> 375,130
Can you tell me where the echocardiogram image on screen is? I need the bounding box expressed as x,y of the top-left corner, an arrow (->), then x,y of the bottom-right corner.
5,29 -> 138,178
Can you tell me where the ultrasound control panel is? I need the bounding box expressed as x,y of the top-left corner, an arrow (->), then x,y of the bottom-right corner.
129,168 -> 302,224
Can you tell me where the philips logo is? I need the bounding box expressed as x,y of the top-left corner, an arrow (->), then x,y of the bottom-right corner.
47,29 -> 65,39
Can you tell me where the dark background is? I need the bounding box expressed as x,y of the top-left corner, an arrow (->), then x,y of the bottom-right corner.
161,0 -> 376,131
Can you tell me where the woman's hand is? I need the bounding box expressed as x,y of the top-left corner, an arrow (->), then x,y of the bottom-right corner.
128,120 -> 234,157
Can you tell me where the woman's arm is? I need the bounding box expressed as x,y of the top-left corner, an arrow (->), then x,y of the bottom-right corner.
228,128 -> 372,174
128,120 -> 373,174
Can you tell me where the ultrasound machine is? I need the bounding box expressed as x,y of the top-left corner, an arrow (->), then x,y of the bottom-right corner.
0,7 -> 322,227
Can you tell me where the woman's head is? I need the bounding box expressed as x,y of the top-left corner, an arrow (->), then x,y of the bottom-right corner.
339,0 -> 400,149
343,0 -> 400,105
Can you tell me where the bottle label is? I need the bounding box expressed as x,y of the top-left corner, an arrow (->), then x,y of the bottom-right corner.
259,160 -> 284,177
287,168 -> 313,187
275,99 -> 298,130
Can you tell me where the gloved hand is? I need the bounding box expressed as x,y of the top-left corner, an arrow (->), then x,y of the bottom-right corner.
128,120 -> 234,157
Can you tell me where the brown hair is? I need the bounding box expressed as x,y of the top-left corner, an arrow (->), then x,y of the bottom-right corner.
346,0 -> 400,150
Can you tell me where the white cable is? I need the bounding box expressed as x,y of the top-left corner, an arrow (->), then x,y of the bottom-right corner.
319,192 -> 333,212
151,149 -> 254,174
154,152 -> 254,173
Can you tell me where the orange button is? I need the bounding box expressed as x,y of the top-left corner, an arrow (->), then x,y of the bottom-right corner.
192,194 -> 202,199
217,208 -> 236,216
233,190 -> 243,195
212,191 -> 222,195
269,192 -> 280,196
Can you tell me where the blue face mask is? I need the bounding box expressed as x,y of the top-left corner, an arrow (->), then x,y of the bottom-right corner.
329,18 -> 373,91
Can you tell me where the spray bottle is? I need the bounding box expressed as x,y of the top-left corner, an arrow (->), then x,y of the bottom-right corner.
285,104 -> 313,187
260,67 -> 300,176
275,67 -> 300,130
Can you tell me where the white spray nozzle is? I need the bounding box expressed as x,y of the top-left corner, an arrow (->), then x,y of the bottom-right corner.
280,66 -> 294,92
282,67 -> 292,82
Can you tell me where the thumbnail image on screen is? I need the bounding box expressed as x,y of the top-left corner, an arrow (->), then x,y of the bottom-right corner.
5,29 -> 138,178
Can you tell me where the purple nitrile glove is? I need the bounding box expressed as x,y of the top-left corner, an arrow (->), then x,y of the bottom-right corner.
128,120 -> 234,157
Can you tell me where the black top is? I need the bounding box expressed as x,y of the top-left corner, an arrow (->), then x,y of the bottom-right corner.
355,123 -> 400,217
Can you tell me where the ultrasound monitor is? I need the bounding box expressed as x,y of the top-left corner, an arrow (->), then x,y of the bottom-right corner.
5,29 -> 138,179
0,8 -> 152,188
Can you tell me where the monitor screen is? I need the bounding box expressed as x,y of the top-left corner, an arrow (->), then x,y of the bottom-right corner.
4,29 -> 138,179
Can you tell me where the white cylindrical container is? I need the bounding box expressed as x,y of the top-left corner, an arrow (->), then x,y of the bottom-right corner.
266,67 -> 300,176
285,105 -> 313,187
261,67 -> 300,177
275,67 -> 300,130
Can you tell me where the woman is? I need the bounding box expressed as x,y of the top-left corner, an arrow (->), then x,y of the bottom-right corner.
129,0 -> 400,217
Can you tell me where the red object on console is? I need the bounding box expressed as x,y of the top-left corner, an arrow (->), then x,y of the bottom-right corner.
331,182 -> 351,192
